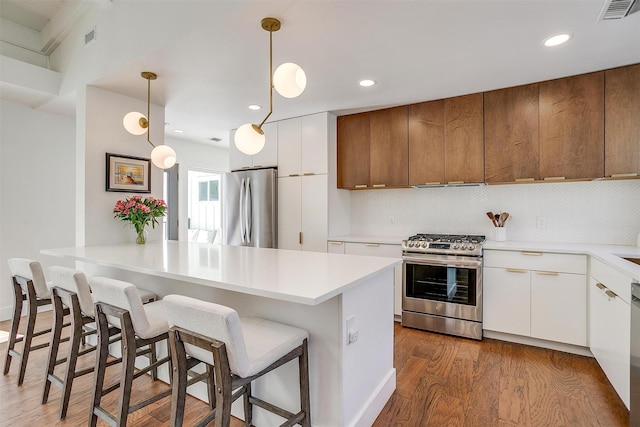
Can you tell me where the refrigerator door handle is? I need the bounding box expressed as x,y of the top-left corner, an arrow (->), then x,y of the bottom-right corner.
239,178 -> 246,244
245,177 -> 252,243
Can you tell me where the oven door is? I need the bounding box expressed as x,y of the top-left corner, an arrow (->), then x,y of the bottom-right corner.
403,254 -> 482,322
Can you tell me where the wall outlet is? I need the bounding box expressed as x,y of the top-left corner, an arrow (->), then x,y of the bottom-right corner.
346,316 -> 358,344
536,216 -> 546,229
386,215 -> 396,226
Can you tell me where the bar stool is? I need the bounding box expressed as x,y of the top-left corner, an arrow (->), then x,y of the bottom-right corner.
42,267 -> 158,419
4,258 -> 66,386
164,294 -> 311,427
89,277 -> 171,427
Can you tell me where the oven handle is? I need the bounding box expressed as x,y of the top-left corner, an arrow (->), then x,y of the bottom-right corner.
403,255 -> 482,269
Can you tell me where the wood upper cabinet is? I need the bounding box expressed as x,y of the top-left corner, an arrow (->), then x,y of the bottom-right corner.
337,113 -> 370,188
605,64 -> 640,177
484,84 -> 540,183
409,100 -> 445,185
370,106 -> 409,187
444,93 -> 484,183
539,72 -> 604,180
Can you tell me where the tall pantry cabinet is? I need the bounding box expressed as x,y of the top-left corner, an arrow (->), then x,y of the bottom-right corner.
277,112 -> 349,252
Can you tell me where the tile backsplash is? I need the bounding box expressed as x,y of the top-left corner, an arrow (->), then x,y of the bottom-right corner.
349,180 -> 640,245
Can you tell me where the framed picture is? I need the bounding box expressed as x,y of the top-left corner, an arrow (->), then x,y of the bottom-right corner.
106,153 -> 151,193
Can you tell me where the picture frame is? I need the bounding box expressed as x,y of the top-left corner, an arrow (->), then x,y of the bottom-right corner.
106,153 -> 151,193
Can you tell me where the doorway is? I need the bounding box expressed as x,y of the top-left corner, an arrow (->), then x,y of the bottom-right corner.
187,170 -> 222,243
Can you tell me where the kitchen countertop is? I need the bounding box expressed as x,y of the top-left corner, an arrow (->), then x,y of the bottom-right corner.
484,240 -> 640,281
42,241 -> 401,306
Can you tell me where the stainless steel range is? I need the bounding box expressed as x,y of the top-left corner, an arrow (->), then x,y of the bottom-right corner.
401,234 -> 485,340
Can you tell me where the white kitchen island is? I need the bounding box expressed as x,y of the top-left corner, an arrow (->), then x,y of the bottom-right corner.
42,241 -> 401,427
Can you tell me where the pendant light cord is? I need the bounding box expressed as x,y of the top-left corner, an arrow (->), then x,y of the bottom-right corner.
258,25 -> 274,129
146,75 -> 156,147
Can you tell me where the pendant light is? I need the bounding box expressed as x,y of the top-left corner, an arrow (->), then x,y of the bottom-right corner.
234,17 -> 306,155
123,71 -> 177,169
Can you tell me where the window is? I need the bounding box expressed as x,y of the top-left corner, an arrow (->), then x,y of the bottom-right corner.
198,180 -> 219,202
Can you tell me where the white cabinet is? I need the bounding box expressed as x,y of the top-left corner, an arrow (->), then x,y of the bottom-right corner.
531,271 -> 586,346
277,113 -> 329,177
483,250 -> 587,346
590,259 -> 631,409
278,174 -> 328,252
229,122 -> 278,171
483,266 -> 531,336
332,242 -> 403,318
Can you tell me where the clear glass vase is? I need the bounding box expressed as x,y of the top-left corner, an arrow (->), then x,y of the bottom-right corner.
135,228 -> 147,244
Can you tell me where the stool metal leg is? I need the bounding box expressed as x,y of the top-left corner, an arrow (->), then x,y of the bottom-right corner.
299,338 -> 311,427
42,290 -> 66,405
169,329 -> 189,427
3,278 -> 24,376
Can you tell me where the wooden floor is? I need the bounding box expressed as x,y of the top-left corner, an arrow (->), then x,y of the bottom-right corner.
0,314 -> 629,426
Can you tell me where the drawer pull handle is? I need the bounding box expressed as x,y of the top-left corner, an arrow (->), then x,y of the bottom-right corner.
611,173 -> 638,178
303,172 -> 315,176
354,184 -> 368,189
515,178 -> 535,182
289,173 -> 300,177
596,283 -> 606,291
536,271 -> 558,276
365,243 -> 380,247
447,181 -> 464,185
521,251 -> 543,256
372,184 -> 386,188
605,289 -> 617,299
329,241 -> 343,245
506,268 -> 527,273
543,176 -> 566,181
424,181 -> 441,185
254,165 -> 263,168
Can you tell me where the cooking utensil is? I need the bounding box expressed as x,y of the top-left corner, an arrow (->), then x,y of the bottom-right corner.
501,212 -> 510,226
486,212 -> 498,227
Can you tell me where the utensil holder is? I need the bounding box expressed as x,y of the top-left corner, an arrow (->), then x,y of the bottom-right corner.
494,227 -> 506,242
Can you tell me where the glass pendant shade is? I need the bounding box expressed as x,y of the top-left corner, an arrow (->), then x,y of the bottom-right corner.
123,111 -> 148,135
235,123 -> 266,155
151,145 -> 177,169
273,62 -> 306,98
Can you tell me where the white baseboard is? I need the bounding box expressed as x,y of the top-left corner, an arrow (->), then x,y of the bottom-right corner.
483,330 -> 593,357
350,368 -> 396,427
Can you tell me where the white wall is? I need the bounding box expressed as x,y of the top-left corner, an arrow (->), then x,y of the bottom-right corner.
83,86 -> 165,245
0,100 -> 76,320
349,180 -> 640,245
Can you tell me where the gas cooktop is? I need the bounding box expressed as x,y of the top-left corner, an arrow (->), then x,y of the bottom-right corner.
401,234 -> 486,256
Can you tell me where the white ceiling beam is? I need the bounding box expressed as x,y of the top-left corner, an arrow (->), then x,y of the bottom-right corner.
39,0 -> 94,55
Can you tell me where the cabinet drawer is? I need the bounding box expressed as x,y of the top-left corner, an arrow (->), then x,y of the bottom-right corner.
327,241 -> 345,254
484,250 -> 586,274
590,258 -> 632,304
344,242 -> 402,258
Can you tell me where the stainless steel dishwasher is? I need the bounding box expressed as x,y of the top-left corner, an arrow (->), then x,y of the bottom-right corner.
631,281 -> 640,426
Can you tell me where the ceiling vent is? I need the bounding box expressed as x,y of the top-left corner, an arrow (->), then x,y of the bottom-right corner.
84,27 -> 96,46
599,0 -> 639,20
209,137 -> 222,142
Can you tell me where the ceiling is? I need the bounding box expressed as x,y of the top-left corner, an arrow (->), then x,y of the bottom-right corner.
2,1 -> 640,149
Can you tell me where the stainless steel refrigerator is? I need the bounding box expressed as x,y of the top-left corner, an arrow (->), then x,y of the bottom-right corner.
222,168 -> 277,248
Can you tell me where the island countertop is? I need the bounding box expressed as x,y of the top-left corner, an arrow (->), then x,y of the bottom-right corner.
42,241 -> 401,306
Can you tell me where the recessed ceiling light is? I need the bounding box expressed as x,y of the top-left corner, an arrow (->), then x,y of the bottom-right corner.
544,34 -> 571,47
359,79 -> 376,87
248,104 -> 262,110
173,129 -> 184,133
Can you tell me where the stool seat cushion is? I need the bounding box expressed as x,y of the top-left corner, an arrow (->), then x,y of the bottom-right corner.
164,295 -> 308,378
90,277 -> 168,339
8,258 -> 51,299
